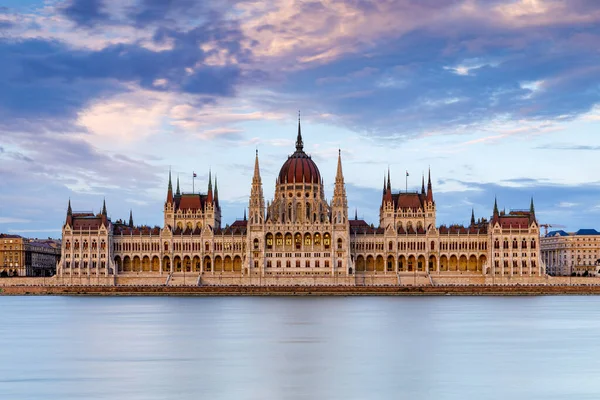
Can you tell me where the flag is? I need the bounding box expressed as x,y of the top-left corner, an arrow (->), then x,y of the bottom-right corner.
193,172 -> 197,178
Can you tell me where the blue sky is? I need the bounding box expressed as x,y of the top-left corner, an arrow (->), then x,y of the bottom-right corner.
1,0 -> 599,238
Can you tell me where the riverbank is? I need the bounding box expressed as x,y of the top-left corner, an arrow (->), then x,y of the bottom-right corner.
3,284 -> 600,296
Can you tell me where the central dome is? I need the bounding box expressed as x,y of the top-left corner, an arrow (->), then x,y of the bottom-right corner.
278,119 -> 321,184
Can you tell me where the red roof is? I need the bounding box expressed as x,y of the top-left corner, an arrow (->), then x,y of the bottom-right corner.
177,194 -> 203,211
497,216 -> 531,229
72,217 -> 102,230
278,152 -> 321,184
392,193 -> 425,209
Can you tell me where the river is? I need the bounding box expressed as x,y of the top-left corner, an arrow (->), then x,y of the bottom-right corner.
1,296 -> 599,399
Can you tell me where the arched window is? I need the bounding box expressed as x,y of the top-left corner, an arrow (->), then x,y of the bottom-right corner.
431,241 -> 435,251
324,233 -> 331,249
253,238 -> 259,250
338,238 -> 343,250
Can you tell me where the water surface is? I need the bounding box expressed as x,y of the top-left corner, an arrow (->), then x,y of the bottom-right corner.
1,296 -> 599,399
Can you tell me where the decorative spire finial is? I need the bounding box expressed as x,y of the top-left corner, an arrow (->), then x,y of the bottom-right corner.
296,110 -> 304,152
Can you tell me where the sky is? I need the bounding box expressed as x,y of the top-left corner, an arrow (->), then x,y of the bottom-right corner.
0,0 -> 599,238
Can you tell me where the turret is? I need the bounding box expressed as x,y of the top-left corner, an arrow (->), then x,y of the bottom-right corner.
249,149 -> 265,225
128,210 -> 133,228
471,208 -> 475,226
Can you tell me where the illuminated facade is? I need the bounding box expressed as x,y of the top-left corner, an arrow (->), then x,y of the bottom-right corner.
58,121 -> 544,284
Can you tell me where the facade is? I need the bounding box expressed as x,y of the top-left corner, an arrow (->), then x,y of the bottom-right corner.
57,121 -> 544,284
0,234 -> 25,276
541,229 -> 600,276
0,235 -> 60,277
24,240 -> 61,277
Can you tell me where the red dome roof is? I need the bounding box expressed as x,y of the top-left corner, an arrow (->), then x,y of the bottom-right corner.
278,119 -> 321,184
279,152 -> 321,184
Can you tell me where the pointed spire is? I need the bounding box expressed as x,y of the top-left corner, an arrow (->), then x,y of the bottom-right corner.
493,196 -> 499,218
355,208 -> 358,220
295,110 -> 304,152
471,208 -> 475,226
207,169 -> 213,203
253,149 -> 262,183
67,198 -> 72,216
128,210 -> 133,228
167,169 -> 173,204
243,208 -> 247,221
214,175 -> 219,208
387,167 -> 391,192
176,175 -> 180,196
426,167 -> 433,202
530,197 -> 535,215
336,149 -> 344,183
101,198 -> 107,216
421,173 -> 425,194
383,173 -> 387,195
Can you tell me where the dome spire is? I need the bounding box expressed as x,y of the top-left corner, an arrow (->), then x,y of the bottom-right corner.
296,110 -> 304,152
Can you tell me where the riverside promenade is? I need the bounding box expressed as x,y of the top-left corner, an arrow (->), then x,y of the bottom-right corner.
3,284 -> 600,296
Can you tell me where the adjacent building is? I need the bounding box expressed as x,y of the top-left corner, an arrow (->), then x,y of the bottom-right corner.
541,229 -> 600,276
57,121 -> 544,284
0,234 -> 25,276
0,234 -> 61,277
24,240 -> 61,277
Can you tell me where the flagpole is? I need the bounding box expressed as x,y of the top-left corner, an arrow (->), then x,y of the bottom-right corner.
192,172 -> 195,194
406,171 -> 408,193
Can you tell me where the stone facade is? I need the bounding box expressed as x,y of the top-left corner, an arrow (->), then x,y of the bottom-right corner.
57,121 -> 545,285
0,234 -> 25,276
541,229 -> 600,276
24,240 -> 61,276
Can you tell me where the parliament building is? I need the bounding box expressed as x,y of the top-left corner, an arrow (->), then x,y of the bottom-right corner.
58,121 -> 545,285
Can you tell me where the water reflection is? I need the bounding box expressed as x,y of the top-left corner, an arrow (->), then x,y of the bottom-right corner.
1,296 -> 600,399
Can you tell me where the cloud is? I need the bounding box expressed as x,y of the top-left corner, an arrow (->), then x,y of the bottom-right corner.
535,144 -> 600,151
0,217 -> 31,224
60,0 -> 110,27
